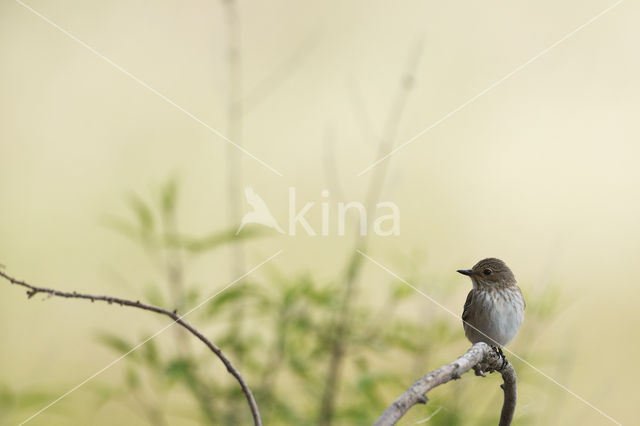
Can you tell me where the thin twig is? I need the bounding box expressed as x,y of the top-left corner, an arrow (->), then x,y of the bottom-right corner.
322,125 -> 346,201
347,78 -> 378,147
237,30 -> 321,116
0,270 -> 262,426
223,2 -> 248,423
318,40 -> 424,426
374,342 -> 517,426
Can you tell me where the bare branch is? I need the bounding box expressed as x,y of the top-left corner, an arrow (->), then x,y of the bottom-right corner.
237,30 -> 321,117
322,125 -> 347,201
0,269 -> 262,426
374,342 -> 517,426
318,39 -> 424,426
347,78 -> 378,147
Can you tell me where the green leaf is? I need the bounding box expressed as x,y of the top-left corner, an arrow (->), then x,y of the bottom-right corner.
125,367 -> 139,389
0,385 -> 13,408
165,358 -> 193,382
161,176 -> 179,215
142,338 -> 160,367
96,332 -> 134,357
127,193 -> 154,234
101,215 -> 139,240
171,226 -> 266,254
391,282 -> 414,300
205,285 -> 252,315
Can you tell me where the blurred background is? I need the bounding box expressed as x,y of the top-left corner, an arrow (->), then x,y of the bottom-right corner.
1,0 -> 638,424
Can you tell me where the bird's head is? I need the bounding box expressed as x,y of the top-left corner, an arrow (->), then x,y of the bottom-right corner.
457,258 -> 516,289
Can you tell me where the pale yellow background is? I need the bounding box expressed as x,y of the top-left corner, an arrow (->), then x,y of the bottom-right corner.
1,0 -> 638,425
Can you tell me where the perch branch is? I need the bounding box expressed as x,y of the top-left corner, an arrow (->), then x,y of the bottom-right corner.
0,270 -> 262,426
374,342 -> 516,426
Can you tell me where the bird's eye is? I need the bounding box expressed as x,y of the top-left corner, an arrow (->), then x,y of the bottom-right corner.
483,268 -> 492,275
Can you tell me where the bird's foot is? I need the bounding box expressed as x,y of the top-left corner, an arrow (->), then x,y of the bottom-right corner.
492,346 -> 508,371
473,365 -> 486,377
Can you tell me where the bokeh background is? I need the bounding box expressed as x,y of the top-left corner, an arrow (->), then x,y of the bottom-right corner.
1,0 -> 638,425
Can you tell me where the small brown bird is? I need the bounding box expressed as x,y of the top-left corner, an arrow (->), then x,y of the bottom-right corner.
457,258 -> 525,360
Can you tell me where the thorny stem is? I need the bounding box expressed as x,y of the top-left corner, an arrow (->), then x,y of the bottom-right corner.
0,270 -> 262,426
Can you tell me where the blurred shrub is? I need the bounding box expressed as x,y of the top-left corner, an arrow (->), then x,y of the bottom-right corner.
61,178 -> 563,425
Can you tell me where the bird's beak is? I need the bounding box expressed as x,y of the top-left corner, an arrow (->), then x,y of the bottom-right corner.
457,269 -> 472,276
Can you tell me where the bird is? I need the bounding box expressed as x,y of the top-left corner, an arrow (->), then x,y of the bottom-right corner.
236,187 -> 285,235
457,258 -> 525,367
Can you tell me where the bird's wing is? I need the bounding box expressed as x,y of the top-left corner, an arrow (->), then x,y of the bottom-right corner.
462,290 -> 474,323
518,286 -> 526,310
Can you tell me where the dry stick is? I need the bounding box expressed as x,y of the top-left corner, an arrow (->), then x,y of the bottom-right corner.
223,2 -> 248,424
0,270 -> 262,426
322,125 -> 347,202
223,0 -> 246,313
159,185 -> 218,421
374,342 -> 517,426
318,40 -> 424,426
238,31 -> 320,117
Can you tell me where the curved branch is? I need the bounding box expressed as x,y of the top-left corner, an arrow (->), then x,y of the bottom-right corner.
374,342 -> 516,426
0,270 -> 262,426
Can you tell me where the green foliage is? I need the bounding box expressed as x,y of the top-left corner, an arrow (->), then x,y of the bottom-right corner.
90,177 -> 563,425
165,358 -> 194,382
96,332 -> 135,357
0,385 -> 56,424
